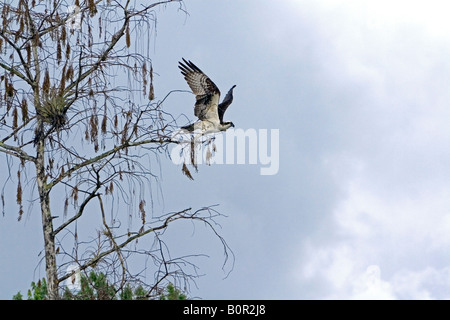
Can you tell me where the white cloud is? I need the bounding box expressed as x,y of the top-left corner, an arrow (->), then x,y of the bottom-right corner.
298,243 -> 396,299
286,0 -> 450,37
295,173 -> 450,299
282,0 -> 450,299
351,265 -> 396,300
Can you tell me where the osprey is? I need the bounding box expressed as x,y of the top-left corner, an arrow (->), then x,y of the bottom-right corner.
178,58 -> 236,134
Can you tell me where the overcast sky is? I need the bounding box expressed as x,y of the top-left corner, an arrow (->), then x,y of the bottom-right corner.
2,0 -> 450,299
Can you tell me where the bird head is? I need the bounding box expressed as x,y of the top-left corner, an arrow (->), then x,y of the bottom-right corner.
222,121 -> 234,130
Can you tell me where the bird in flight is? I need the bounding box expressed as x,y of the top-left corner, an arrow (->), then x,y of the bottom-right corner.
178,58 -> 236,134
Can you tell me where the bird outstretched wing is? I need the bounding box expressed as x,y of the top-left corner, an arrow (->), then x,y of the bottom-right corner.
178,58 -> 221,122
218,85 -> 236,124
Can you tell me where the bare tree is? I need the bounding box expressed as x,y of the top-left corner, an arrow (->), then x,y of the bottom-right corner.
0,0 -> 231,299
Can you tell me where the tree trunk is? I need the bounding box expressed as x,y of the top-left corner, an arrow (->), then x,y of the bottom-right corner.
35,129 -> 59,300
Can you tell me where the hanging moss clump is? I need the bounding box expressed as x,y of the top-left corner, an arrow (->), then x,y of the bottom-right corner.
37,89 -> 67,130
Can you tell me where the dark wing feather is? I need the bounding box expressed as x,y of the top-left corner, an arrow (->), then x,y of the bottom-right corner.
218,85 -> 236,124
179,59 -> 220,120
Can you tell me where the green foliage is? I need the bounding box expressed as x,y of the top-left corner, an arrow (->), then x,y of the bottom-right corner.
160,283 -> 187,300
13,278 -> 49,300
119,284 -> 134,300
12,292 -> 23,300
62,271 -> 116,300
14,271 -> 188,300
28,279 -> 48,300
118,284 -> 148,300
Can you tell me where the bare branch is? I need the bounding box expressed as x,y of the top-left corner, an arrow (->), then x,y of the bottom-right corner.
0,140 -> 36,162
47,137 -> 178,190
0,60 -> 33,86
53,182 -> 100,236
